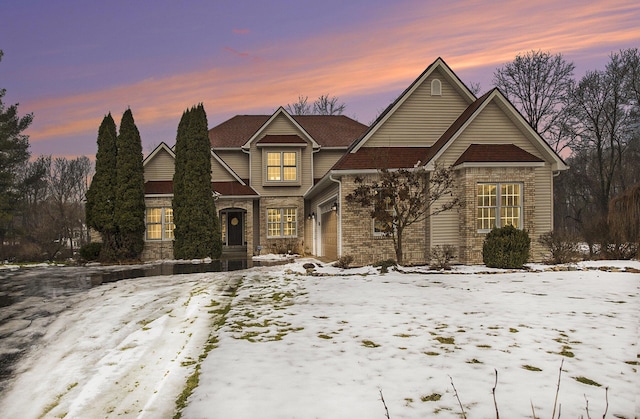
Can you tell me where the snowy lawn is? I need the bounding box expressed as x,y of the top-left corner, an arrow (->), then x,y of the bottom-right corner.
0,259 -> 638,418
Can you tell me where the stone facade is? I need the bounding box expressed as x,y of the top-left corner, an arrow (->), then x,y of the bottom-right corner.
141,196 -> 175,261
457,166 -> 543,264
258,196 -> 305,255
216,197 -> 255,258
340,174 -> 428,266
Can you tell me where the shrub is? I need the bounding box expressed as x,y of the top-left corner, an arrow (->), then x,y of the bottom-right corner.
429,245 -> 456,270
373,259 -> 397,273
333,255 -> 354,269
482,225 -> 530,269
538,231 -> 581,264
79,242 -> 102,261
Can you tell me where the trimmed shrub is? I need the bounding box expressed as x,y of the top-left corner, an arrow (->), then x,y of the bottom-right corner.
482,225 -> 531,269
373,259 -> 397,273
333,255 -> 354,269
79,242 -> 102,261
429,245 -> 456,270
538,231 -> 581,264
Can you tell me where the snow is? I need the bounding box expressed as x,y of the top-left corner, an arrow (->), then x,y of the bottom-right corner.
0,259 -> 638,418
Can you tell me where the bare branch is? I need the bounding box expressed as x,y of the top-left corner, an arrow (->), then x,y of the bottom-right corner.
379,388 -> 390,419
449,375 -> 467,419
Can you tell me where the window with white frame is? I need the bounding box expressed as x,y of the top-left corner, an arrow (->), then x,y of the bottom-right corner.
267,208 -> 297,238
477,183 -> 522,230
266,151 -> 297,182
146,207 -> 175,240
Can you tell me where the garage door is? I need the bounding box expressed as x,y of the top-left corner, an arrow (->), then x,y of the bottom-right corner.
321,210 -> 337,261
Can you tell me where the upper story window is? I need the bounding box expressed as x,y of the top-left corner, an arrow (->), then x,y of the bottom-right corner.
146,207 -> 174,240
431,79 -> 442,96
477,183 -> 522,231
267,151 -> 297,182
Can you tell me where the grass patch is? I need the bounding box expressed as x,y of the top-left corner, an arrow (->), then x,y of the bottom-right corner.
466,358 -> 482,364
421,393 -> 442,402
509,328 -> 519,333
522,364 -> 542,372
362,340 -> 381,348
574,376 -> 602,387
318,334 -> 333,340
424,351 -> 440,356
394,333 -> 415,338
476,344 -> 492,349
434,336 -> 455,345
558,346 -> 575,358
38,382 -> 78,419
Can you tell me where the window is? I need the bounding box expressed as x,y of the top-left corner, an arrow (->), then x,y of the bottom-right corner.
266,151 -> 297,182
267,208 -> 297,238
146,207 -> 174,240
373,195 -> 394,236
477,183 -> 522,230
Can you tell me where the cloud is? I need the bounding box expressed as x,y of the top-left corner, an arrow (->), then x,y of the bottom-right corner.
24,0 -> 640,158
232,28 -> 250,35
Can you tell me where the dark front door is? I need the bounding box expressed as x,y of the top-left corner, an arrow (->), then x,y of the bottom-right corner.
227,212 -> 243,246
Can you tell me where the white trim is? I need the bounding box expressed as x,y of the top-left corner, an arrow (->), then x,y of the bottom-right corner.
145,193 -> 174,198
143,142 -> 175,166
454,161 -> 546,169
211,149 -> 246,185
257,143 -> 307,148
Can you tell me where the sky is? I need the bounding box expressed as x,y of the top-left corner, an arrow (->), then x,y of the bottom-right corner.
1,0 -> 639,160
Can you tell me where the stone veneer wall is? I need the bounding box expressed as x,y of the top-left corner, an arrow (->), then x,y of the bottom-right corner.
216,198 -> 254,258
340,174 -> 427,267
457,167 -> 544,264
259,196 -> 305,255
142,196 -> 174,261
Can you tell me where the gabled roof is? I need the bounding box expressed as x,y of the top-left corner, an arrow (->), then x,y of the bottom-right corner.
424,88 -> 568,171
332,147 -> 430,170
349,57 -> 476,153
256,135 -> 307,145
143,142 -> 175,165
208,110 -> 367,149
454,144 -> 545,166
144,180 -> 258,197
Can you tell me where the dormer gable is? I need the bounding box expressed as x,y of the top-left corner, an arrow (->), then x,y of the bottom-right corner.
242,107 -> 319,150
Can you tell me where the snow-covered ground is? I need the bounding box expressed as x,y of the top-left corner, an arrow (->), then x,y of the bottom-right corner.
0,259 -> 638,418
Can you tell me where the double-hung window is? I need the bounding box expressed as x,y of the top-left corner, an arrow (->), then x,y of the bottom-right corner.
267,208 -> 297,238
477,183 -> 522,230
146,207 -> 175,240
373,195 -> 394,236
267,151 -> 297,182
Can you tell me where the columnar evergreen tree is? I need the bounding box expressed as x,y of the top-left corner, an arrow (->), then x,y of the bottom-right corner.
0,50 -> 33,255
114,109 -> 145,259
172,104 -> 222,259
85,114 -> 118,260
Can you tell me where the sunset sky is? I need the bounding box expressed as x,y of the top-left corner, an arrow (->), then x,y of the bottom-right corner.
1,0 -> 639,159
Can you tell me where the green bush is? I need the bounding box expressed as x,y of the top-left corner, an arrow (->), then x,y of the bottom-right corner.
79,242 -> 102,261
482,225 -> 530,269
373,258 -> 397,273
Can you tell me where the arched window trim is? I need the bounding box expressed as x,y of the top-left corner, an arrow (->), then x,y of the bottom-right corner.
431,79 -> 442,96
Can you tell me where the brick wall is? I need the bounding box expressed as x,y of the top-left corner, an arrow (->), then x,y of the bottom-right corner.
340,174 -> 427,266
142,196 -> 174,261
259,196 -> 305,255
458,167 -> 544,264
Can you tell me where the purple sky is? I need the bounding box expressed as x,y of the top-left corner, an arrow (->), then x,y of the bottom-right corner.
1,0 -> 638,159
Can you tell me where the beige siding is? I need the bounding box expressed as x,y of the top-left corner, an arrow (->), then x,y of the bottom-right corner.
429,205 -> 461,250
534,166 -> 553,234
215,150 -> 249,179
313,149 -> 346,178
211,157 -> 236,182
438,102 -> 546,166
367,68 -> 471,148
144,149 -> 175,181
249,114 -> 313,197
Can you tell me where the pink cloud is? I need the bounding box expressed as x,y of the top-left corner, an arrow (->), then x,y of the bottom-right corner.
232,28 -> 250,35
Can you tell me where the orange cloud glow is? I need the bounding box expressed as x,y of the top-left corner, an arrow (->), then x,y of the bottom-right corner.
24,0 -> 640,158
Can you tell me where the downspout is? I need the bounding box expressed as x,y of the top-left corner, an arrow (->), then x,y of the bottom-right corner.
329,171 -> 342,258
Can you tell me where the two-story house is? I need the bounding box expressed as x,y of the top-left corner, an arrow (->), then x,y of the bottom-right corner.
142,57 -> 568,265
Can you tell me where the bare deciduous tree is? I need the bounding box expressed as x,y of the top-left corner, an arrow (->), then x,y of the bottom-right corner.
493,50 -> 575,154
313,94 -> 346,115
285,95 -> 311,115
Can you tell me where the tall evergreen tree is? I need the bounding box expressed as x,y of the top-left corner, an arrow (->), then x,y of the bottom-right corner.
114,109 -> 145,259
172,104 -> 221,259
85,113 -> 118,260
0,50 -> 33,255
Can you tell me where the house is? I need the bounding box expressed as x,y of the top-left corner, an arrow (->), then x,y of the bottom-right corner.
142,57 -> 568,265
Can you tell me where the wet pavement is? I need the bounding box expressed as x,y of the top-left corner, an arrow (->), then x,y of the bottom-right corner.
0,259 -> 255,394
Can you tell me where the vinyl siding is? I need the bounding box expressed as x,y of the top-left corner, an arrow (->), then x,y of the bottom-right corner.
366,68 -> 471,148
314,149 -> 346,178
215,150 -> 249,179
534,166 -> 553,234
211,156 -> 236,182
144,149 -> 175,181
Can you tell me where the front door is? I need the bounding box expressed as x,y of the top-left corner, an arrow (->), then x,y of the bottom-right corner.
227,211 -> 243,246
